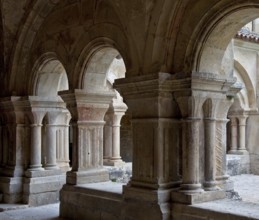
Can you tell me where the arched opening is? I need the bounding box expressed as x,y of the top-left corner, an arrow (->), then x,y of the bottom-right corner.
83,47 -> 132,183
195,12 -> 259,205
34,59 -> 68,96
33,57 -> 71,171
195,7 -> 259,76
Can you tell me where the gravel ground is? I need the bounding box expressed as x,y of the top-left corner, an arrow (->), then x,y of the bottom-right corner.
230,174 -> 259,204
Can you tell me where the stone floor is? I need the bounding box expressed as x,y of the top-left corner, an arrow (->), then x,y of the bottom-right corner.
0,203 -> 62,220
0,174 -> 258,220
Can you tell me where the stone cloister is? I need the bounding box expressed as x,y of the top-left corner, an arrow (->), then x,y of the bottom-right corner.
1,1 -> 259,219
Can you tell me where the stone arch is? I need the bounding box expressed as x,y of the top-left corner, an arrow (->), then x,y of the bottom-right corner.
191,4 -> 259,75
73,34 -> 133,89
82,47 -> 124,93
31,53 -> 69,96
233,60 -> 257,110
79,45 -> 131,167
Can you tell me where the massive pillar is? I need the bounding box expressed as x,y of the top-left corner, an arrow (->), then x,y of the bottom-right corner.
59,89 -> 114,185
114,73 -> 182,219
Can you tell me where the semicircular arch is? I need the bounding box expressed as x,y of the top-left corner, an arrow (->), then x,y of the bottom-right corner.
30,52 -> 69,96
234,59 -> 257,110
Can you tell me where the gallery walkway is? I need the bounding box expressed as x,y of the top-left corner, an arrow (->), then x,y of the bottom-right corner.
0,174 -> 258,220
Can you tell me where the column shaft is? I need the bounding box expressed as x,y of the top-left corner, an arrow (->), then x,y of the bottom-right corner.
45,124 -> 58,170
29,124 -> 43,170
64,125 -> 70,164
111,124 -> 121,160
103,124 -> 112,161
228,117 -> 238,153
180,118 -> 203,193
216,119 -> 229,182
204,118 -> 217,190
238,116 -> 248,154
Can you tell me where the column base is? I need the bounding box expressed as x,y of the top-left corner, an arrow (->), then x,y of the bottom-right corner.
216,175 -> 234,191
104,160 -> 125,167
57,161 -> 71,172
228,150 -> 249,155
179,183 -> 204,194
27,165 -> 44,171
171,190 -> 226,205
66,168 -> 109,185
203,181 -> 220,191
44,164 -> 60,170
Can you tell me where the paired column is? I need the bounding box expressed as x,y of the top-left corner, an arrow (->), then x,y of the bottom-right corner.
104,98 -> 127,166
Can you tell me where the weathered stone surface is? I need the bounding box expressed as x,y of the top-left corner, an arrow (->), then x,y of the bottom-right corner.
2,1 -> 259,220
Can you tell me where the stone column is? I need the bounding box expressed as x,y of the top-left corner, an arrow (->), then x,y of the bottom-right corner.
104,98 -> 127,166
215,119 -> 230,187
56,111 -> 71,171
45,123 -> 59,170
228,117 -> 238,154
111,114 -> 123,161
180,117 -> 203,192
64,124 -> 70,166
204,118 -> 217,191
59,89 -> 114,185
176,95 -> 205,193
237,115 -> 248,154
103,115 -> 112,163
29,123 -> 44,171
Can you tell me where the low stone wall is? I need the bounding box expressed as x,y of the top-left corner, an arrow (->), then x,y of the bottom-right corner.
227,155 -> 250,176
